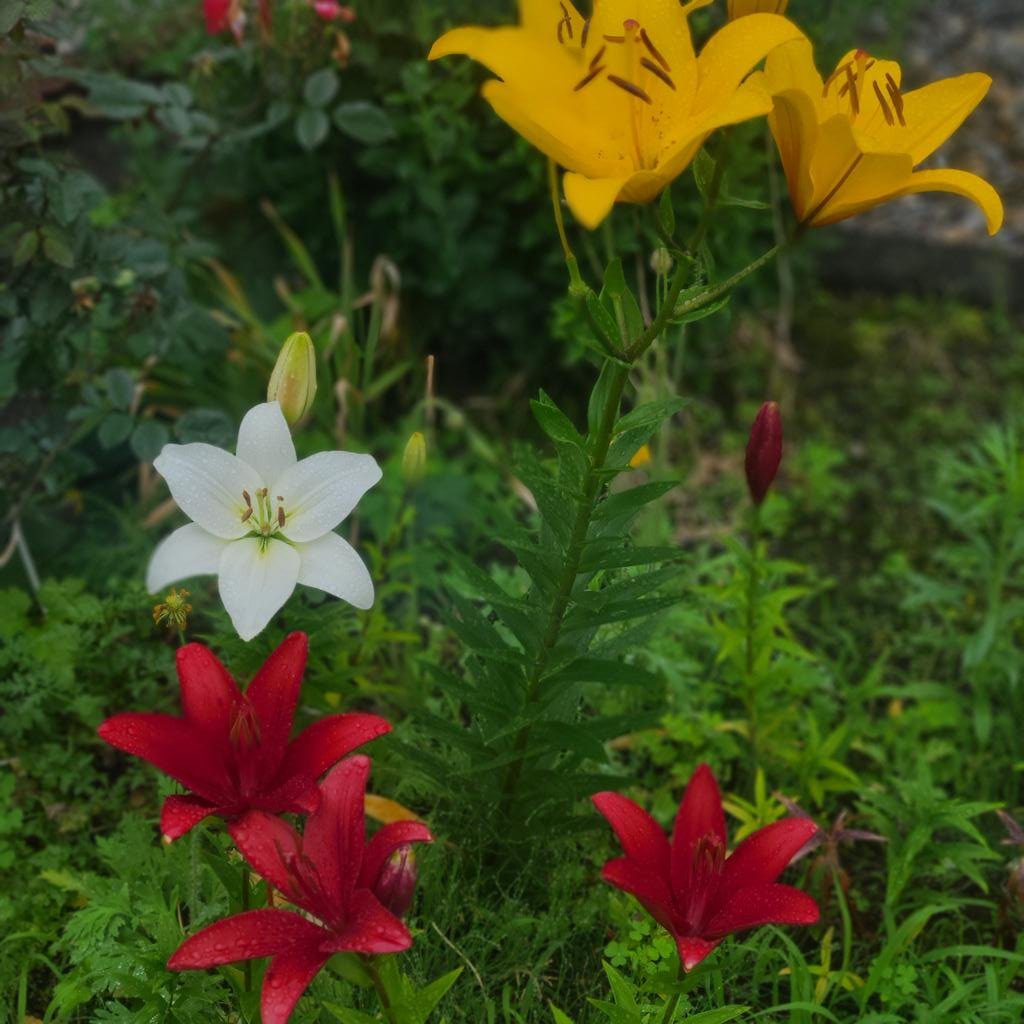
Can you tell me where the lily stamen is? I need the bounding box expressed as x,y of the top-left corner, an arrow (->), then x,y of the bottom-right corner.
603,33 -> 625,43
886,75 -> 906,125
641,57 -> 676,90
607,74 -> 652,104
589,44 -> 606,69
580,18 -> 590,48
872,80 -> 894,126
574,65 -> 606,91
639,27 -> 670,71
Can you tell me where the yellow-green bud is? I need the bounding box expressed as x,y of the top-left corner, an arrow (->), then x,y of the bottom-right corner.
402,431 -> 427,485
650,247 -> 673,277
268,331 -> 317,426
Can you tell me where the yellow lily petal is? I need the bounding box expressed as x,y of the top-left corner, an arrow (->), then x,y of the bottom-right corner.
806,114 -> 913,225
762,37 -> 823,116
692,13 -> 805,116
429,26 -> 578,88
890,168 -> 1004,235
765,87 -> 819,220
365,793 -> 424,824
518,0 -> 584,35
864,72 -> 991,164
563,171 -> 634,229
483,80 -> 627,179
656,78 -> 773,187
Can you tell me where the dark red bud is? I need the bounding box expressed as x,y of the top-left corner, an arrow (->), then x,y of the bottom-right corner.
745,401 -> 783,505
373,846 -> 418,918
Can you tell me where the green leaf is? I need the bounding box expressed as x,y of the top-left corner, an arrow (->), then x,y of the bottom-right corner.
531,390 -> 584,449
323,1005 -> 380,1024
593,480 -> 678,523
104,367 -> 136,409
295,107 -> 330,150
657,188 -> 675,238
584,289 -> 622,351
602,962 -> 639,1013
333,101 -> 396,144
551,1007 -> 576,1024
542,657 -> 661,690
41,226 -> 74,267
615,397 -> 688,435
680,1007 -> 749,1023
406,967 -> 462,1021
13,230 -> 38,265
97,412 -> 134,449
129,420 -> 169,462
670,292 -> 731,325
303,68 -> 339,107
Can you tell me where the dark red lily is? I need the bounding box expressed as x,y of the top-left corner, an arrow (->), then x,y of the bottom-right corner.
593,763 -> 819,970
98,632 -> 390,841
169,756 -> 432,1024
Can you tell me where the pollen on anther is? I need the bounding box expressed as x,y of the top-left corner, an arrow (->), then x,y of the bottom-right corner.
278,507 -> 286,528
608,74 -> 652,104
580,18 -> 590,48
885,75 -> 906,125
589,44 -> 606,69
640,27 -> 670,71
871,81 -> 894,126
641,57 -> 675,90
574,65 -> 605,91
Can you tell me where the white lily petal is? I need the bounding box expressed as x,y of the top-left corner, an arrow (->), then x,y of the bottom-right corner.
296,532 -> 375,609
154,444 -> 262,540
277,451 -> 383,543
217,538 -> 301,642
236,402 -> 297,488
146,524 -> 227,593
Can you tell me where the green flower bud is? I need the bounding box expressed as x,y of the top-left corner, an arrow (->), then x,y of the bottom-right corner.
402,431 -> 427,485
268,331 -> 317,426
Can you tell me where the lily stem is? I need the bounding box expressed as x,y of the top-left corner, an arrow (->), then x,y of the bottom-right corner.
499,256 -> 694,812
363,954 -> 398,1024
745,504 -> 762,765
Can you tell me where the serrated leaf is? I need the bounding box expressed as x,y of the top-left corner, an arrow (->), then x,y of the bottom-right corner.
13,230 -> 38,265
130,420 -> 169,462
303,68 -> 339,107
97,412 -> 134,449
333,100 -> 396,144
295,107 -> 330,150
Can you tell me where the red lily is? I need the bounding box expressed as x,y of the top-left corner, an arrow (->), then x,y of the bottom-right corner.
203,0 -> 245,39
169,756 -> 432,1024
593,763 -> 819,970
98,633 -> 390,841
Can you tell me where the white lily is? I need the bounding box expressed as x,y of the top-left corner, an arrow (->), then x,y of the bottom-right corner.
146,402 -> 382,641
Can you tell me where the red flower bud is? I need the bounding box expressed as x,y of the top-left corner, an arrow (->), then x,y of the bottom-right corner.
745,401 -> 783,505
373,845 -> 418,918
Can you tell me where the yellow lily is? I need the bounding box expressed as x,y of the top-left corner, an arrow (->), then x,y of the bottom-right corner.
429,0 -> 804,229
727,0 -> 788,18
757,39 -> 1003,233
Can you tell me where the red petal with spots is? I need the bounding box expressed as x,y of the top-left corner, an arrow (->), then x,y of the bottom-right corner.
718,818 -> 819,897
670,763 -> 726,894
320,888 -> 412,955
676,935 -> 722,971
303,756 -> 370,910
161,794 -> 219,842
359,820 -> 433,891
279,712 -> 391,784
592,792 -> 671,876
601,858 -> 675,933
176,643 -> 238,739
705,883 -> 820,937
168,909 -> 325,969
228,812 -> 306,908
245,632 -> 308,778
97,713 -> 230,805
261,948 -> 329,1024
